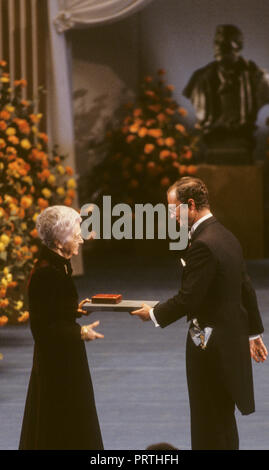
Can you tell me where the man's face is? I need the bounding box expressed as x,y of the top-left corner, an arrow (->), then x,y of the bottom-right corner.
214,31 -> 240,65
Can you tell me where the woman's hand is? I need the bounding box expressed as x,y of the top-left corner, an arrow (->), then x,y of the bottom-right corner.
81,321 -> 104,341
77,298 -> 91,316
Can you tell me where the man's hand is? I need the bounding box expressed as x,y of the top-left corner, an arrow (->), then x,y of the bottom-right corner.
77,298 -> 91,315
249,337 -> 268,363
131,303 -> 152,321
81,321 -> 104,341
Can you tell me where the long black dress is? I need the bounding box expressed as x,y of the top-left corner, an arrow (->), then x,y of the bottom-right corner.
19,244 -> 103,450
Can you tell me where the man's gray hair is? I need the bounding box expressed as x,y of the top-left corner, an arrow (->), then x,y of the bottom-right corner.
36,205 -> 82,248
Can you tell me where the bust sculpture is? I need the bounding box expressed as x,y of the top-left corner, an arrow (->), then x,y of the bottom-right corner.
183,25 -> 269,164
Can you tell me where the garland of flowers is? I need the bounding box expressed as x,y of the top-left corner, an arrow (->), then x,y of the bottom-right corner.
0,61 -> 77,328
90,69 -> 199,208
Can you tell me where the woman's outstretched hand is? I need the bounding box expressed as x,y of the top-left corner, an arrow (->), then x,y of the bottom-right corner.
81,321 -> 104,341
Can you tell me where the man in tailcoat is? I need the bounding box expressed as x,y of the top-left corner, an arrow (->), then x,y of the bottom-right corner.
132,177 -> 267,449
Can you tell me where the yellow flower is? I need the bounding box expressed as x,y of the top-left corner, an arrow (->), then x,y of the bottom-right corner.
5,105 -> 14,113
32,213 -> 39,223
23,176 -> 33,185
48,174 -> 56,185
0,162 -> 4,171
20,139 -> 31,149
57,165 -> 65,175
15,300 -> 23,311
6,273 -> 12,283
0,234 -> 10,245
56,187 -> 65,196
21,223 -> 27,231
0,353 -> 3,360
67,178 -> 76,189
0,242 -> 6,252
0,77 -> 9,83
32,126 -> 38,134
42,188 -> 52,199
6,127 -> 16,136
3,267 -> 9,275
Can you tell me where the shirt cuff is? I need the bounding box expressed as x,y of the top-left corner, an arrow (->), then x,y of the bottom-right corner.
149,308 -> 160,327
249,334 -> 261,340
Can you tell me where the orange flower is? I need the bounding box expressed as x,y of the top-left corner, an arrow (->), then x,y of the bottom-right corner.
65,166 -> 74,176
64,197 -> 72,207
160,177 -> 170,187
165,137 -> 175,147
18,311 -> 29,323
187,165 -> 197,175
0,315 -> 8,326
179,165 -> 187,175
126,135 -> 135,143
175,123 -> 186,134
21,195 -> 33,208
8,135 -> 19,145
165,108 -> 175,115
0,288 -> 7,298
37,198 -> 49,209
14,236 -> 22,245
178,107 -> 188,116
38,132 -> 48,143
133,108 -> 142,117
54,156 -> 61,163
0,120 -> 7,131
138,127 -> 148,138
148,104 -> 161,113
18,207 -> 25,218
148,129 -> 163,138
166,85 -> 175,91
144,143 -> 155,154
144,76 -> 153,83
0,110 -> 10,120
157,113 -> 167,123
20,99 -> 30,107
146,119 -> 156,127
0,60 -> 7,67
0,139 -> 6,148
158,69 -> 166,75
14,79 -> 27,87
183,149 -> 192,160
157,138 -> 164,146
145,90 -> 155,98
30,229 -> 38,238
67,189 -> 75,198
159,150 -> 170,160
129,179 -> 139,189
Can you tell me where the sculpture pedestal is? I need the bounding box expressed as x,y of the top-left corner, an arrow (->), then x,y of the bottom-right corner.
196,164 -> 264,259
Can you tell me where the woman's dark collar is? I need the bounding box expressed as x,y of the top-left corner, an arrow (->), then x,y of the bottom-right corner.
39,244 -> 72,274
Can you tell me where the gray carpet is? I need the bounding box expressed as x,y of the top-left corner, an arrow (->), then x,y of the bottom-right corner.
0,255 -> 268,450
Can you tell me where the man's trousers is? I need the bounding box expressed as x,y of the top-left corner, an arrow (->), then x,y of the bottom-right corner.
186,330 -> 239,450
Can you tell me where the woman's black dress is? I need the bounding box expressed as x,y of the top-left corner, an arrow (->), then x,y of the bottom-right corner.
19,244 -> 103,450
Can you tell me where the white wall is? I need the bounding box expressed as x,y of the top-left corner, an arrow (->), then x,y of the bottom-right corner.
70,0 -> 269,166
139,0 -> 269,159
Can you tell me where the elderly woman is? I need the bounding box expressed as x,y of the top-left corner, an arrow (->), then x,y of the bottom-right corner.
19,205 -> 104,450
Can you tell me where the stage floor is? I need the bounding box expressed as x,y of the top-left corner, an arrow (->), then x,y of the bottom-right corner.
1,255 -> 269,450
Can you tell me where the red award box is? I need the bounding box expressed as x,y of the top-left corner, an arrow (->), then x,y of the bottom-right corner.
91,294 -> 122,304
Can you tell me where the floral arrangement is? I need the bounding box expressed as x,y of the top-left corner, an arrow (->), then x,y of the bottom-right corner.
89,69 -> 199,208
0,61 -> 77,328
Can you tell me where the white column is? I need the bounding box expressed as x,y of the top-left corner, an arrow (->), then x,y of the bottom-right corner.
47,0 -> 83,275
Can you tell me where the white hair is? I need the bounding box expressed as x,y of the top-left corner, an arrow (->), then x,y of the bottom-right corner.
36,205 -> 82,248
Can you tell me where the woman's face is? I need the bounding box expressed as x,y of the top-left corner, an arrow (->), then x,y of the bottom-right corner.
62,221 -> 84,258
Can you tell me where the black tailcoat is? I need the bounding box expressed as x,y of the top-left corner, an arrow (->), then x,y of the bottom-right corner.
19,244 -> 103,450
153,217 -> 264,415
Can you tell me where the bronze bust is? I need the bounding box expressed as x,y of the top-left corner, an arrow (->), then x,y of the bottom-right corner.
183,25 -> 269,164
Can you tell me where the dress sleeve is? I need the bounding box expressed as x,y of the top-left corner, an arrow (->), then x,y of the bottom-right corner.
28,266 -> 82,345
